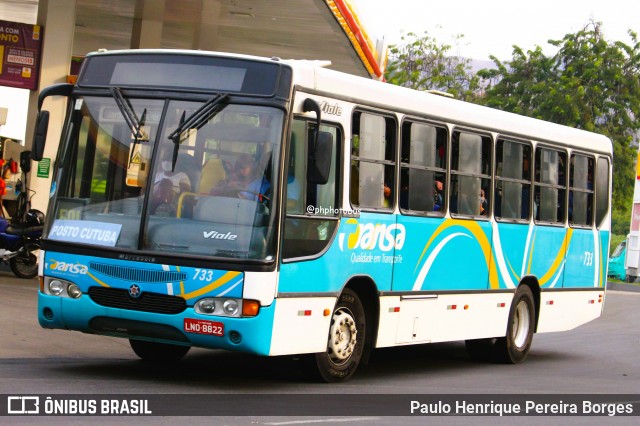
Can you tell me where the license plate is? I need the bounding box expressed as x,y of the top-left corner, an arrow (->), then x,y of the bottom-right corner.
184,318 -> 224,336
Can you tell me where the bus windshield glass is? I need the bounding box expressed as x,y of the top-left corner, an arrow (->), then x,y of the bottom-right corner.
49,95 -> 283,261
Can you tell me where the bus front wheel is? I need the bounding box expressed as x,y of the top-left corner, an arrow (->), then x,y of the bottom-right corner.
306,288 -> 366,383
129,339 -> 190,363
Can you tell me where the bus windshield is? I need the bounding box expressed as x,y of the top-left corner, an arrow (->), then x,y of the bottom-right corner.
49,95 -> 283,261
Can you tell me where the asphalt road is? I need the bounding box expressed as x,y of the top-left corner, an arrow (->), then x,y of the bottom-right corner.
0,272 -> 638,425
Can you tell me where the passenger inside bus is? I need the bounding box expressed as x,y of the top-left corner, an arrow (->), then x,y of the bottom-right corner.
151,150 -> 192,215
434,180 -> 444,211
213,153 -> 270,202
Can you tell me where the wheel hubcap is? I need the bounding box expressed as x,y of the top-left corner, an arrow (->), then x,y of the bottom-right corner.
327,308 -> 357,364
512,300 -> 530,349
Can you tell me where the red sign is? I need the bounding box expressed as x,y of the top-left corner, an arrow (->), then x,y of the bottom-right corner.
0,20 -> 43,90
184,318 -> 224,336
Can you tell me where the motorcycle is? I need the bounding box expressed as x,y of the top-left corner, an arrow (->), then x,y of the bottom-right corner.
0,208 -> 43,279
0,150 -> 44,279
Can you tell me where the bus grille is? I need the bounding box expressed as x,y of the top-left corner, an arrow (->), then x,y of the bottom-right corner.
89,262 -> 188,283
88,287 -> 187,314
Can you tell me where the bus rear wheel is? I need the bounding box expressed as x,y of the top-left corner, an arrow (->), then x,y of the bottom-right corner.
306,288 -> 366,383
466,285 -> 535,364
129,339 -> 190,363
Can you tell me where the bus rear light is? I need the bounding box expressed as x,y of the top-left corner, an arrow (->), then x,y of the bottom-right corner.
546,300 -> 554,305
323,309 -> 331,316
389,307 -> 400,313
298,310 -> 312,316
497,303 -> 506,308
464,305 -> 469,310
447,305 -> 457,310
242,300 -> 260,317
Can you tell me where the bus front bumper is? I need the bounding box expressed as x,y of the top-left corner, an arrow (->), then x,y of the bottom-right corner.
37,292 -> 275,356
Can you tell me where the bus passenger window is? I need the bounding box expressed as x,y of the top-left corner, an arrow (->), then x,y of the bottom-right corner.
400,121 -> 447,214
569,154 -> 594,226
350,111 -> 396,210
534,147 -> 567,223
450,131 -> 491,218
495,140 -> 532,221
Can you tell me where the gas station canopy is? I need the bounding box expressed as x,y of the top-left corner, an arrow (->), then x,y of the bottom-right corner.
0,0 -> 387,213
3,0 -> 386,79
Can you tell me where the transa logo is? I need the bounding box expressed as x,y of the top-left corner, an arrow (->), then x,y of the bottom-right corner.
338,219 -> 405,252
49,260 -> 89,275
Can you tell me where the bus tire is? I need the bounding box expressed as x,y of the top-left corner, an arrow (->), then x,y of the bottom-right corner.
496,285 -> 535,364
306,288 -> 366,383
129,339 -> 190,363
466,286 -> 535,364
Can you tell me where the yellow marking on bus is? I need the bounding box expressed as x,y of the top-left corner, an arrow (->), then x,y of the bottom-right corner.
414,219 -> 498,288
176,266 -> 186,295
181,271 -> 242,300
526,230 -> 537,275
538,229 -> 573,286
505,255 -> 520,282
87,271 -> 110,288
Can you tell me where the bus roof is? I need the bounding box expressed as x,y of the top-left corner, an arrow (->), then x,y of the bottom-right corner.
283,57 -> 613,156
84,49 -> 612,156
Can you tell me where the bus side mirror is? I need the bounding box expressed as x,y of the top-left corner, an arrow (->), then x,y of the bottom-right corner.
307,130 -> 333,184
32,83 -> 74,161
20,150 -> 32,173
32,110 -> 49,162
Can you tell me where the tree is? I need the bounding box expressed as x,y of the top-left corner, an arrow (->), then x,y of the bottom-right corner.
385,31 -> 480,101
479,21 -> 640,224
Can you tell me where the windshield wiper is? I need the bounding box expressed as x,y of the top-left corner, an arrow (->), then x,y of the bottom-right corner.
110,87 -> 147,163
167,93 -> 228,171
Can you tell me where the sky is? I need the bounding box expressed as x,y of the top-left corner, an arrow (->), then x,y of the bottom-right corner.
350,0 -> 638,61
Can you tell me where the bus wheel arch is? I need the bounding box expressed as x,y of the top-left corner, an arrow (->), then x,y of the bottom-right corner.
305,276 -> 379,382
343,276 -> 379,365
518,276 -> 541,332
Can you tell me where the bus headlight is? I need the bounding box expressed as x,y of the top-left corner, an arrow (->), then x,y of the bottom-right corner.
48,280 -> 64,296
195,298 -> 244,317
195,298 -> 216,314
44,278 -> 81,298
223,299 -> 239,316
67,284 -> 83,299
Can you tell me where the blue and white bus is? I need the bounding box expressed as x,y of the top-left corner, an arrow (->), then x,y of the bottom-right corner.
35,49 -> 611,382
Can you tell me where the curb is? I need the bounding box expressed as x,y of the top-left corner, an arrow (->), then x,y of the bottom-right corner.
607,281 -> 640,293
